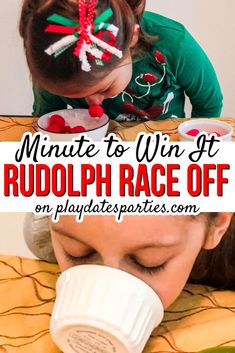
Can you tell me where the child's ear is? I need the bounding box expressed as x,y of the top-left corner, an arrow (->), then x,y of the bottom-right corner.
130,24 -> 140,47
203,212 -> 233,250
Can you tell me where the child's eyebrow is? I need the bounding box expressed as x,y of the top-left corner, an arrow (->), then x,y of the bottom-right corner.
134,242 -> 178,250
51,226 -> 85,243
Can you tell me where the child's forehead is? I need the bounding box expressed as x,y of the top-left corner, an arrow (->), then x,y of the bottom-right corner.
52,215 -> 201,248
39,54 -> 132,97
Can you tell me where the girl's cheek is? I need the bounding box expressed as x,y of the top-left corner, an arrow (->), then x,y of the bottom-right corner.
144,274 -> 181,309
145,265 -> 193,308
50,235 -> 68,271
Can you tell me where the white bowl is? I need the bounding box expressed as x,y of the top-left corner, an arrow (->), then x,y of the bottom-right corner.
50,265 -> 164,353
178,119 -> 233,141
37,108 -> 109,141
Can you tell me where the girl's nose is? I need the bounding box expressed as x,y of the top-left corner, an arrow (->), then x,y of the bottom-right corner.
85,94 -> 105,105
101,256 -> 122,271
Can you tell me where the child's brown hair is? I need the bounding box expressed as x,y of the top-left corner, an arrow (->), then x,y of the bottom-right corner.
190,213 -> 235,290
19,0 -> 151,87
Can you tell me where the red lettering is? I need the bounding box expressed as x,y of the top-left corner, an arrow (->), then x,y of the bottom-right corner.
203,164 -> 216,196
36,164 -> 50,196
51,164 -> 66,196
217,164 -> 230,196
4,164 -> 19,196
135,164 -> 151,196
119,164 -> 180,197
151,164 -> 165,196
166,164 -> 180,196
67,164 -> 80,196
96,164 -> 112,196
81,164 -> 95,196
187,164 -> 202,196
119,164 -> 134,196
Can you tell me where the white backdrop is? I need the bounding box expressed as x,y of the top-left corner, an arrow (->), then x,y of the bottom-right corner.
0,0 -> 234,116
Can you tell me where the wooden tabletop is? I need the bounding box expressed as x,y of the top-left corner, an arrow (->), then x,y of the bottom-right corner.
0,116 -> 234,141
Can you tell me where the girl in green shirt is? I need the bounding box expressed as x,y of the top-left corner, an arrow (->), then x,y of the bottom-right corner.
19,0 -> 223,120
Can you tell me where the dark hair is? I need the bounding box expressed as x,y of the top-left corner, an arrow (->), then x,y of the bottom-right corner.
190,213 -> 235,290
19,0 -> 150,87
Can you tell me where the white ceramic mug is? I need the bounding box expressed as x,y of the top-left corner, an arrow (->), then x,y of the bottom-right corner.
50,265 -> 164,353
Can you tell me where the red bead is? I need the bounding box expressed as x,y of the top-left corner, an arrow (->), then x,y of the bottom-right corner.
47,124 -> 63,133
122,102 -> 146,117
88,105 -> 104,118
49,114 -> 65,128
154,50 -> 166,64
71,125 -> 86,133
122,101 -> 135,110
146,105 -> 163,119
138,109 -> 147,117
186,129 -> 200,137
141,73 -> 158,83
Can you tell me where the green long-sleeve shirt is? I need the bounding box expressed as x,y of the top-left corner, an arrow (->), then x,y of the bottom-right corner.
33,12 -> 223,120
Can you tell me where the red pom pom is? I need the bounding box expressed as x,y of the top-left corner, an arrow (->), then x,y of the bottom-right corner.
71,125 -> 86,133
49,114 -> 65,128
186,129 -> 200,137
47,124 -> 63,133
154,50 -> 166,64
88,105 -> 104,118
210,131 -> 221,137
63,125 -> 72,133
141,73 -> 158,83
